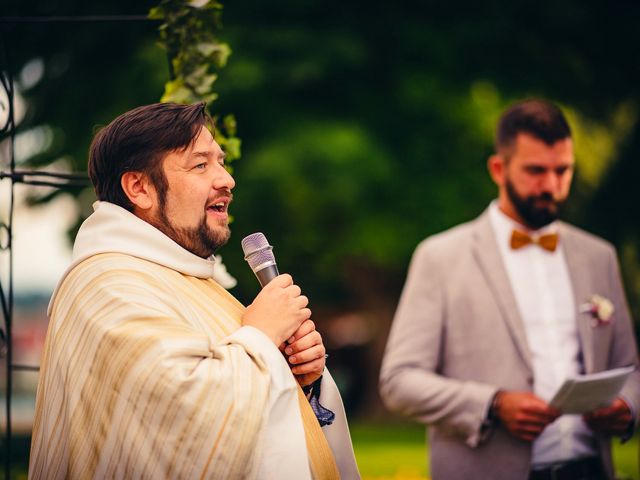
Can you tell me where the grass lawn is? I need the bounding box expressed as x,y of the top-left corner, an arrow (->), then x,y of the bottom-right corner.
352,422 -> 639,480
5,424 -> 639,478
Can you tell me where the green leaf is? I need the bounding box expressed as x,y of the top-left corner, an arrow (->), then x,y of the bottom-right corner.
161,81 -> 194,104
195,42 -> 218,57
148,6 -> 165,20
222,137 -> 241,160
213,43 -> 232,67
202,92 -> 219,104
163,78 -> 186,95
185,64 -> 209,84
222,114 -> 237,136
188,0 -> 210,8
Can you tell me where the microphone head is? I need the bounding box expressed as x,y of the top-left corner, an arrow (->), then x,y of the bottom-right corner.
241,232 -> 277,273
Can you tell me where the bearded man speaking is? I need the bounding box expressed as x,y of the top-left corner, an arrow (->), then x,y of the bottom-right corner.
29,102 -> 359,480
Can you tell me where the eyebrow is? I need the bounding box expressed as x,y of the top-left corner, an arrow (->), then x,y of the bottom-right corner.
191,151 -> 227,162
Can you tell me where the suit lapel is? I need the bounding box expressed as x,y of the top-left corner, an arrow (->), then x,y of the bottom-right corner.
559,223 -> 595,373
471,211 -> 533,373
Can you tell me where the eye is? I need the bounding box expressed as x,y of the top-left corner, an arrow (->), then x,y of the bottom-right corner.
194,162 -> 207,170
525,166 -> 546,175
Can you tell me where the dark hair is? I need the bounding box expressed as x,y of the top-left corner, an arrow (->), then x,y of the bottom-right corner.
496,99 -> 571,156
88,102 -> 212,211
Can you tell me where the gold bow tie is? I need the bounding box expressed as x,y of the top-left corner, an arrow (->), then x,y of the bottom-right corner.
510,230 -> 559,252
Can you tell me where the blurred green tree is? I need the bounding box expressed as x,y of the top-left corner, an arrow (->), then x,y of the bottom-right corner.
3,0 -> 640,416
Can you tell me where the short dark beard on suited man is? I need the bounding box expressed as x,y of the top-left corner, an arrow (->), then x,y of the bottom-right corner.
505,178 -> 564,230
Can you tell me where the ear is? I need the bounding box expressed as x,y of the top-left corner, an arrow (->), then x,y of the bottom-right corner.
121,171 -> 156,211
487,154 -> 506,187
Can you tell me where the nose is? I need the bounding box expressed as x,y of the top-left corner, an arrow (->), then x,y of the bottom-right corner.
540,171 -> 560,195
212,164 -> 235,191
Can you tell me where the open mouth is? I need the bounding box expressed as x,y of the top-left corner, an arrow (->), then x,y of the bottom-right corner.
207,199 -> 230,214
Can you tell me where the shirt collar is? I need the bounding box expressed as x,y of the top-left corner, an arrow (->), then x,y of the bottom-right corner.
488,200 -> 559,249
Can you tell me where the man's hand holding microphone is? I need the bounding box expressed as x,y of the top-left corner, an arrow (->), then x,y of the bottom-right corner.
241,233 -> 326,387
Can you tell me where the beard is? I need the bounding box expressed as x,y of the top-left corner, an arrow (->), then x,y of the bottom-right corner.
153,201 -> 230,259
505,178 -> 564,230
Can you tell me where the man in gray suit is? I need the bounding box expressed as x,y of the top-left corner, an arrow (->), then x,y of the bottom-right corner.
380,99 -> 640,480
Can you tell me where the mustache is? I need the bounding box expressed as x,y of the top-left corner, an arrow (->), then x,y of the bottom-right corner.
531,192 -> 554,202
212,189 -> 233,202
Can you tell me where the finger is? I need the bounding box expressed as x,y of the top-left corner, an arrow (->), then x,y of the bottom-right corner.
298,308 -> 312,322
506,423 -> 542,442
613,420 -> 632,431
601,411 -> 632,423
589,407 -> 627,421
520,419 -> 549,431
285,284 -> 302,298
294,294 -> 309,309
288,344 -> 325,365
516,412 -> 555,426
514,420 -> 549,433
594,415 -> 632,428
548,407 -> 561,418
285,330 -> 321,355
520,408 -> 558,424
520,401 -> 554,414
287,319 -> 316,344
541,411 -> 561,423
589,408 -> 611,418
292,357 -> 325,376
270,273 -> 293,288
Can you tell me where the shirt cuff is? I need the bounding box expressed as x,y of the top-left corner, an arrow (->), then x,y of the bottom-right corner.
479,389 -> 502,443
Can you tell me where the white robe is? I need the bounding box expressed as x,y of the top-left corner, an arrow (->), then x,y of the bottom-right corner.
29,201 -> 359,479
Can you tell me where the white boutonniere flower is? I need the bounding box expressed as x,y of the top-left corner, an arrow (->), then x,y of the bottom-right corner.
580,294 -> 615,327
211,254 -> 237,289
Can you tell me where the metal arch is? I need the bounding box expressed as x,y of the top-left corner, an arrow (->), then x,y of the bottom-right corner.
0,14 -> 157,478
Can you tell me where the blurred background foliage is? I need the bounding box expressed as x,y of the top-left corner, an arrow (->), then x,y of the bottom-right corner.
2,0 -> 640,420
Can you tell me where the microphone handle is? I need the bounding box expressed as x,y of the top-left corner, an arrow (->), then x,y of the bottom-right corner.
255,264 -> 280,288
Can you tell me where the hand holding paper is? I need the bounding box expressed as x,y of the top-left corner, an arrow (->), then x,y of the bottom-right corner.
583,397 -> 633,436
549,366 -> 635,414
494,391 -> 560,442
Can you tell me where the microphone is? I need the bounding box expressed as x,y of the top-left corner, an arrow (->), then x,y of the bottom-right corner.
241,232 -> 279,288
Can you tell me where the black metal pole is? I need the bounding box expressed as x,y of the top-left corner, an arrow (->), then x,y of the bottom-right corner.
1,48 -> 16,480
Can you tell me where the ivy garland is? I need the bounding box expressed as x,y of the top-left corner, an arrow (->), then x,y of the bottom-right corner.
150,0 -> 241,164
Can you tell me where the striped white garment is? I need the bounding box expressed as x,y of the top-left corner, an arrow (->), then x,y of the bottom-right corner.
29,201 -> 359,480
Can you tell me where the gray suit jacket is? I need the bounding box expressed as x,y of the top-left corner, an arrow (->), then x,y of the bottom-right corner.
379,209 -> 640,480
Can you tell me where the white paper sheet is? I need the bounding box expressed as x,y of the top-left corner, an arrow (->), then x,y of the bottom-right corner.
549,365 -> 635,414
